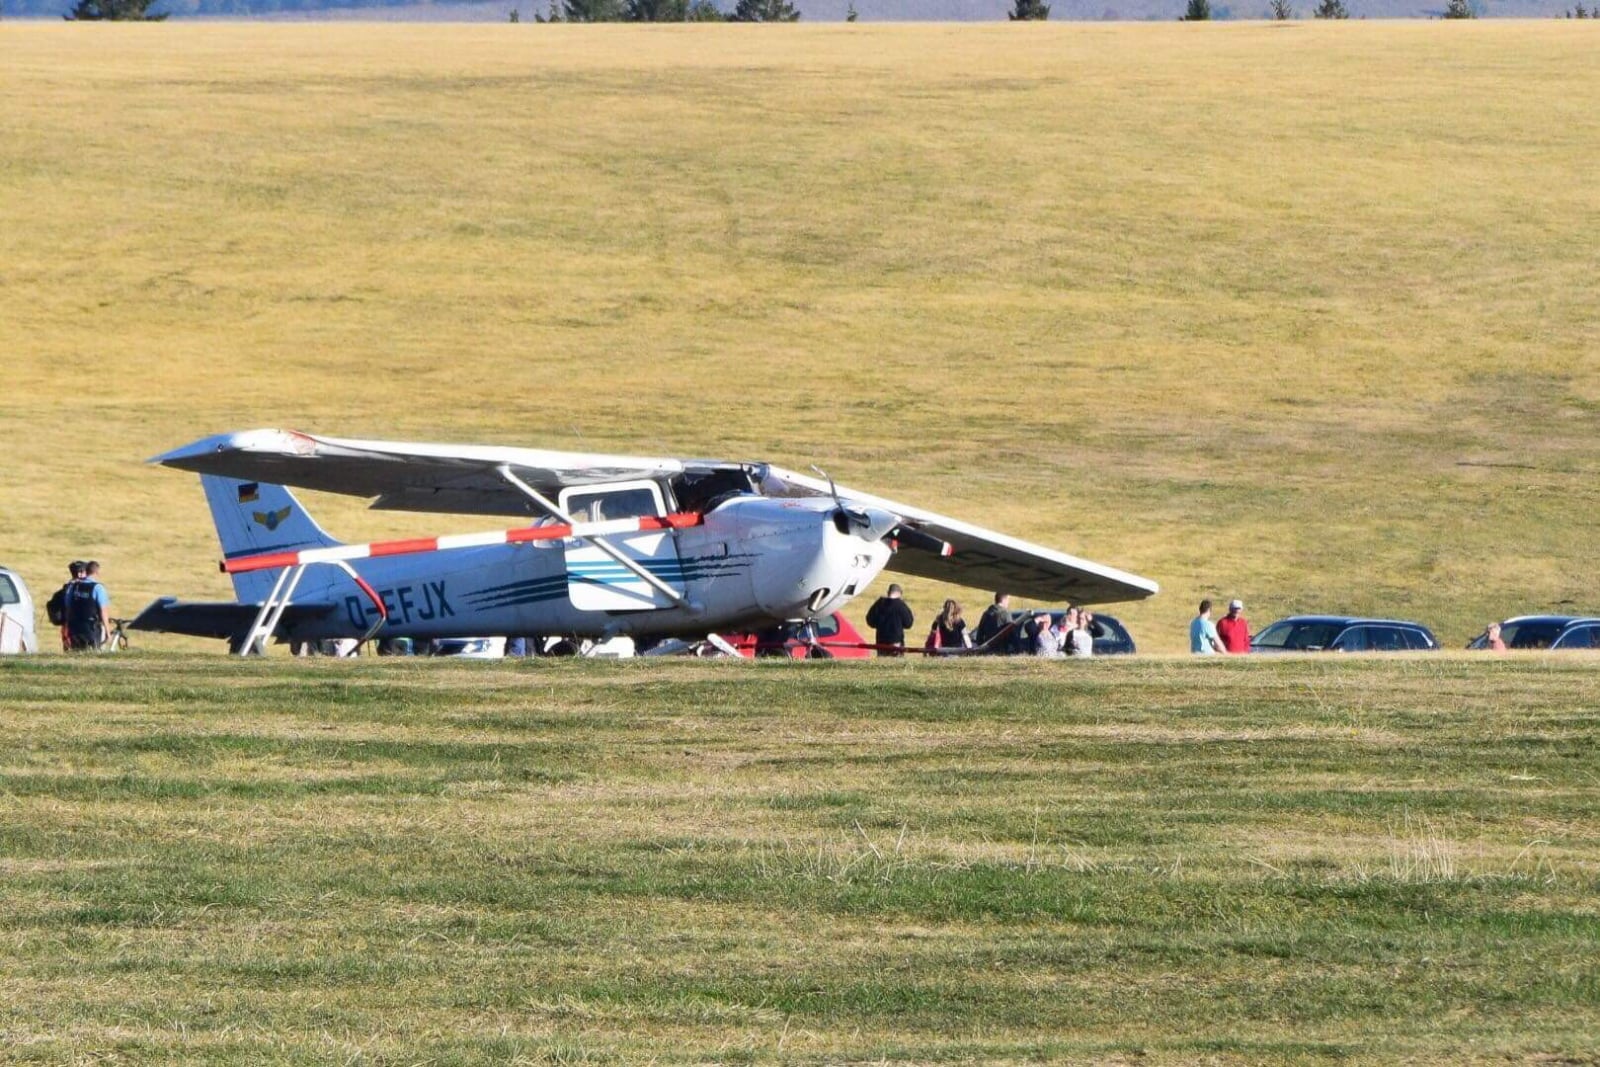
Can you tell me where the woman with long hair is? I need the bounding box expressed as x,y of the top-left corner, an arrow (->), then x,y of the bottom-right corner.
929,598 -> 971,651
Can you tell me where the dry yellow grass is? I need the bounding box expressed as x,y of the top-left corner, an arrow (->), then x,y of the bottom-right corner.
3,22 -> 1599,650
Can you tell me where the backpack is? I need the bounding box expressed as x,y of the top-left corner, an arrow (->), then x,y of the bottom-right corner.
46,582 -> 72,626
65,580 -> 101,631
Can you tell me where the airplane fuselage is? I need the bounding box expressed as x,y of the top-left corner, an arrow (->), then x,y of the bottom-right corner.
272,496 -> 893,644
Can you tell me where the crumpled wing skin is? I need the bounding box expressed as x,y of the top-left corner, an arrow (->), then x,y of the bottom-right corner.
151,429 -> 736,517
761,466 -> 1158,605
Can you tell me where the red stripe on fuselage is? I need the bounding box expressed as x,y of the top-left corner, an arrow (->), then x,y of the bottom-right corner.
221,511 -> 706,574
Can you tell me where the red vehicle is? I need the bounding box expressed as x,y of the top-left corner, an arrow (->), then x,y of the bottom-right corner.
720,612 -> 872,659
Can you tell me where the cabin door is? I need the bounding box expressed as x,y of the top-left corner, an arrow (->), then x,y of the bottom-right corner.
558,481 -> 686,611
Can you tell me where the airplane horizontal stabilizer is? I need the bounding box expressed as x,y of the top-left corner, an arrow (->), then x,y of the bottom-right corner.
129,597 -> 337,641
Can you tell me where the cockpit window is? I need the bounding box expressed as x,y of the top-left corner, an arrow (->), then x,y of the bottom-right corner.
564,487 -> 662,523
0,574 -> 18,606
671,468 -> 758,513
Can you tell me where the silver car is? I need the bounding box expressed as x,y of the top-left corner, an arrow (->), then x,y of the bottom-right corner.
0,566 -> 38,654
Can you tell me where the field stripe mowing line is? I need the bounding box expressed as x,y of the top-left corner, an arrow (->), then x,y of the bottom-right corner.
1,656 -> 1598,1062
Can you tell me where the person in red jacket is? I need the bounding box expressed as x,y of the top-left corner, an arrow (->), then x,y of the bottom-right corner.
1216,599 -> 1252,654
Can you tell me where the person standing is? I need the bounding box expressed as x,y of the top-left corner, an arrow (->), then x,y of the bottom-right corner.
65,560 -> 110,651
1033,612 -> 1064,658
1216,599 -> 1251,654
1190,599 -> 1224,655
928,599 -> 970,651
865,583 -> 915,657
1485,622 -> 1507,651
974,592 -> 1012,650
49,560 -> 86,651
1056,608 -> 1079,655
1071,608 -> 1095,658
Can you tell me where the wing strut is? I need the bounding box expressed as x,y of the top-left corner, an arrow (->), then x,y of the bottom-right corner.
236,559 -> 386,656
494,464 -> 691,610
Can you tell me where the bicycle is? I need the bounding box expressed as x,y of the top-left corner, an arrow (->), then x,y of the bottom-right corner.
101,618 -> 131,652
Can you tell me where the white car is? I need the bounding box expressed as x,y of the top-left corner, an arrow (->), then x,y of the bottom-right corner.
428,635 -> 636,659
429,636 -> 506,658
0,566 -> 38,654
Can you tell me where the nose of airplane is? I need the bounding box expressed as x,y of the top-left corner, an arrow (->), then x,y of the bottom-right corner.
739,498 -> 894,621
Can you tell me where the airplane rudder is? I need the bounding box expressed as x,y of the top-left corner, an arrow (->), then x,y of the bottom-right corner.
199,475 -> 340,557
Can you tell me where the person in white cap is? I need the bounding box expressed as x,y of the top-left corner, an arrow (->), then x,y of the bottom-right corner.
1216,598 -> 1252,654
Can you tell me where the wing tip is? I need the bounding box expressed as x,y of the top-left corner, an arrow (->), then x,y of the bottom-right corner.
150,428 -> 316,470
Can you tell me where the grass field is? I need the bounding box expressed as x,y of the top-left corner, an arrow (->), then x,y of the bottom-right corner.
3,23 -> 1599,650
5,23 -> 1600,1065
1,654 -> 1597,1063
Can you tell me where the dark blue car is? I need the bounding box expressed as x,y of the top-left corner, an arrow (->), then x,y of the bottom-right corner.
1251,615 -> 1438,653
1002,610 -> 1137,655
1467,616 -> 1600,650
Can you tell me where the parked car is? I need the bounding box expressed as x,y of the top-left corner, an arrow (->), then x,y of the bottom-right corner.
1466,616 -> 1600,651
428,636 -> 507,658
1003,610 -> 1137,656
1251,615 -> 1438,653
0,565 -> 38,654
720,612 -> 872,660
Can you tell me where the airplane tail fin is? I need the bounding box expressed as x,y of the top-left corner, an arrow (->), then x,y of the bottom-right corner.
200,475 -> 341,603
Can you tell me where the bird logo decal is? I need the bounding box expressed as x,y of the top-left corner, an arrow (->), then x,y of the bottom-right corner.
253,506 -> 292,531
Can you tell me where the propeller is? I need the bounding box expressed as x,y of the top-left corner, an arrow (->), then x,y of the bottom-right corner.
812,465 -> 876,534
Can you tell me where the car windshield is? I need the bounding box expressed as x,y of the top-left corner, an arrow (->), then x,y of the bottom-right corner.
0,575 -> 18,606
1253,621 -> 1344,650
1499,620 -> 1566,650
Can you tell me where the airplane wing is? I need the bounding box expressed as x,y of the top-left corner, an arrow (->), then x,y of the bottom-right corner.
152,430 -> 1158,604
129,596 -> 339,640
152,429 -> 745,517
760,466 -> 1158,605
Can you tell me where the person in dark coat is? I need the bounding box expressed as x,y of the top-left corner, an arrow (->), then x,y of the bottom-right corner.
973,592 -> 1012,651
929,599 -> 970,651
864,583 -> 915,657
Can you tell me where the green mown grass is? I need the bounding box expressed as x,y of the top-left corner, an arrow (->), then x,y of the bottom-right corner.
2,655 -> 1597,1062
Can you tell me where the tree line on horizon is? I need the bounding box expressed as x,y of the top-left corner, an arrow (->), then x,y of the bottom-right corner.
14,0 -> 803,17
14,0 -> 1563,23
516,0 -> 798,21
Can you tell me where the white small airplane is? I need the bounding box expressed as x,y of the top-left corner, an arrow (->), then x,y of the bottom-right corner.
132,429 -> 1157,655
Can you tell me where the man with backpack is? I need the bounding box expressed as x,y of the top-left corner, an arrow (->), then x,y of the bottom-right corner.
46,561 -> 85,652
64,560 -> 110,652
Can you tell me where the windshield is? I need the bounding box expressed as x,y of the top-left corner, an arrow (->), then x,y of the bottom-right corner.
1252,621 -> 1344,650
0,574 -> 17,606
1498,620 -> 1567,650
